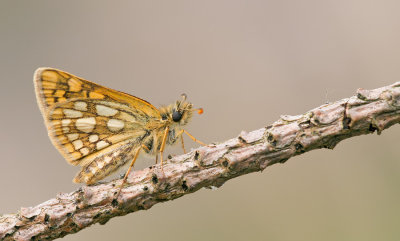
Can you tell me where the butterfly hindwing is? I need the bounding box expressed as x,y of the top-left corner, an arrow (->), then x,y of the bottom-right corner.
73,139 -> 138,184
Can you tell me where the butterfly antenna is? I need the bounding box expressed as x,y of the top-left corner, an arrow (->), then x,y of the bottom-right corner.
181,93 -> 187,101
192,108 -> 203,115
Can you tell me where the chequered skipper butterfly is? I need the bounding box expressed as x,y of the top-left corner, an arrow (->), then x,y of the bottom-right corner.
34,68 -> 205,196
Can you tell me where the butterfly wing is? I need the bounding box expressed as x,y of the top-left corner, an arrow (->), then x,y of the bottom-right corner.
33,68 -> 162,184
45,98 -> 148,164
34,67 -> 160,118
73,139 -> 138,184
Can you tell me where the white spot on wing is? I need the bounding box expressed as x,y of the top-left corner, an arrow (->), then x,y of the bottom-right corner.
97,161 -> 105,169
104,156 -> 112,164
96,140 -> 110,150
62,127 -> 70,133
67,133 -> 79,141
63,109 -> 83,118
107,119 -> 125,132
72,140 -> 83,150
80,147 -> 89,155
76,117 -> 96,133
96,104 -> 118,117
89,134 -> 99,143
74,101 -> 87,111
61,119 -> 71,126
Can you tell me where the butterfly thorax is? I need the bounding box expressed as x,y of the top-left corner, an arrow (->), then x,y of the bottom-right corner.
142,99 -> 194,154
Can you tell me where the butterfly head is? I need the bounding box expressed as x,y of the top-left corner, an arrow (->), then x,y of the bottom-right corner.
161,94 -> 203,126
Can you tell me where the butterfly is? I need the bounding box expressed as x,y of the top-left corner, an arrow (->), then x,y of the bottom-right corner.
33,67 -> 205,196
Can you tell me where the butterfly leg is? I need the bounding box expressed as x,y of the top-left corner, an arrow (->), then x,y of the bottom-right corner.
175,129 -> 187,153
181,134 -> 186,154
159,126 -> 170,173
182,129 -> 207,146
115,145 -> 145,198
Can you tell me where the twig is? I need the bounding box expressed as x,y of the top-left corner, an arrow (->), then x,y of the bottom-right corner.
1,82 -> 400,241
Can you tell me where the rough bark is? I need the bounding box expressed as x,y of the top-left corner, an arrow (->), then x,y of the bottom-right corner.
1,82 -> 400,241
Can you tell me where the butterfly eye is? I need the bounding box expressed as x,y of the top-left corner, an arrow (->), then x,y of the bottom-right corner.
172,110 -> 183,122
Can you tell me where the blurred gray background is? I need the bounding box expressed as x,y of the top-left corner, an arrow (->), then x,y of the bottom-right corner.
1,1 -> 400,240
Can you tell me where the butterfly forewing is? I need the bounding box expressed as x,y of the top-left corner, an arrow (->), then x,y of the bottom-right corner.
34,68 -> 161,117
34,68 -> 162,184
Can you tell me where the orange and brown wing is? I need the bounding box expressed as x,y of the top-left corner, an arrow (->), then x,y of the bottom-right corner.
44,98 -> 149,166
33,68 -> 162,184
33,67 -> 161,119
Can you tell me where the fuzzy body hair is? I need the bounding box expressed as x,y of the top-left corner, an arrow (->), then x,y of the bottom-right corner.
142,99 -> 194,155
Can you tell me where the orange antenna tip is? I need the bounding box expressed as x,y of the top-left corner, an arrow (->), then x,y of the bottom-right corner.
192,107 -> 203,115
